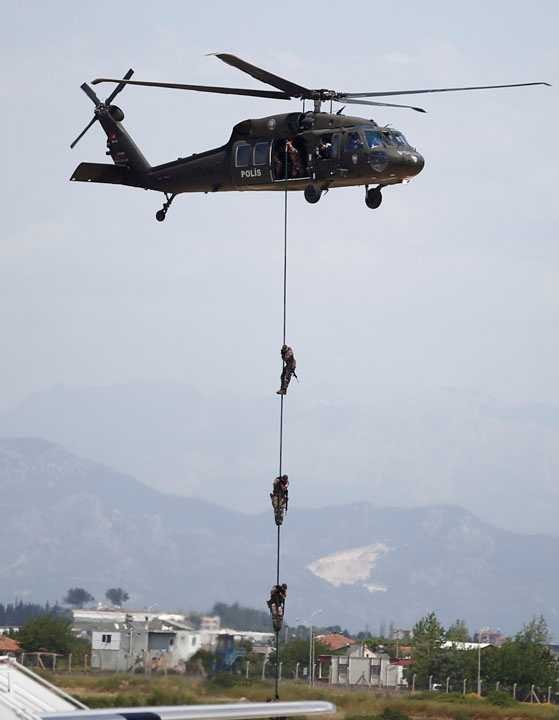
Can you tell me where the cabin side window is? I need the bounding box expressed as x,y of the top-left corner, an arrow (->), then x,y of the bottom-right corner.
254,142 -> 270,166
235,143 -> 251,167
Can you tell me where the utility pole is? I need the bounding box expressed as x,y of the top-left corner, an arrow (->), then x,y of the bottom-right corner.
295,610 -> 322,687
477,634 -> 482,696
309,623 -> 314,686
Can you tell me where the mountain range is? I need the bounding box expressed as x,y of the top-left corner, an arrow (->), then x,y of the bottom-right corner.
1,382 -> 558,537
1,436 -> 558,635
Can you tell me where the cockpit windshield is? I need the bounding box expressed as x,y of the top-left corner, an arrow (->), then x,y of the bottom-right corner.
365,130 -> 383,148
365,129 -> 411,149
385,131 -> 409,147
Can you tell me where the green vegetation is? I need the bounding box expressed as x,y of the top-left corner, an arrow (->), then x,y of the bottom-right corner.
45,674 -> 559,720
210,602 -> 271,632
409,612 -> 559,694
446,620 -> 470,643
485,690 -> 517,707
18,614 -> 89,660
64,588 -> 94,608
0,601 -> 67,626
378,708 -> 410,720
105,588 -> 129,606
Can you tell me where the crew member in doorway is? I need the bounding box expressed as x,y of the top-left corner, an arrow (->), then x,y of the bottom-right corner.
285,139 -> 302,177
270,475 -> 289,526
316,135 -> 333,159
267,583 -> 288,632
277,345 -> 297,395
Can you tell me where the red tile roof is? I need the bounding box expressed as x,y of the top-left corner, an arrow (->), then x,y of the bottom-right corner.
0,636 -> 20,653
315,633 -> 354,651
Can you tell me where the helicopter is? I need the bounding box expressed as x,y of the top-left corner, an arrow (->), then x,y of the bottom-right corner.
70,53 -> 549,221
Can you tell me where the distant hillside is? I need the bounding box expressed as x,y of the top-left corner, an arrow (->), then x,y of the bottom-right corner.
1,437 -> 558,635
1,382 -> 558,536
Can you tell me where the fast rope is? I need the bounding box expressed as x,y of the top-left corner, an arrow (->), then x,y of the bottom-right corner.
273,149 -> 289,700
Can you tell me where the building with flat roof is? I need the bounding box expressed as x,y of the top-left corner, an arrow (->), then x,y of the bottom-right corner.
73,611 -> 200,672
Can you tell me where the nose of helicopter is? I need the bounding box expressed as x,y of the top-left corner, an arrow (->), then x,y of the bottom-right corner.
404,151 -> 424,177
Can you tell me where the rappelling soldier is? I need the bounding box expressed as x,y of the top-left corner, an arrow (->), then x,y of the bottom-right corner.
270,474 -> 289,526
277,345 -> 297,395
267,583 -> 287,632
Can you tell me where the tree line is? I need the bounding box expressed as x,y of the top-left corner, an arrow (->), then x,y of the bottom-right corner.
409,612 -> 557,694
0,601 -> 66,626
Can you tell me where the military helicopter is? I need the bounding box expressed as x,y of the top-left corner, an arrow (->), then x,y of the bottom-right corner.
70,53 -> 549,221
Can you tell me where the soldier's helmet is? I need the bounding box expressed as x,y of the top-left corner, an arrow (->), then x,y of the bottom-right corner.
281,344 -> 288,351
281,583 -> 287,590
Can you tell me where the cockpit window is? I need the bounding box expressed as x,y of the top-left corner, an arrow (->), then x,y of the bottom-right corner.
388,132 -> 409,147
365,130 -> 383,148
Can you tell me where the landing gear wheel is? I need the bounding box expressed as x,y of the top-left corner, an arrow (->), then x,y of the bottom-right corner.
365,187 -> 383,209
304,184 -> 322,204
155,192 -> 176,222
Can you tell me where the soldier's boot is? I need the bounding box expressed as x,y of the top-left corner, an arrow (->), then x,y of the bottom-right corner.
276,388 -> 286,395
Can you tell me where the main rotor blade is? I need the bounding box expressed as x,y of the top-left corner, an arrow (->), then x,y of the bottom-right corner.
105,68 -> 134,105
340,81 -> 551,99
212,53 -> 311,98
92,77 -> 291,100
70,116 -> 97,149
341,98 -> 426,113
81,82 -> 102,106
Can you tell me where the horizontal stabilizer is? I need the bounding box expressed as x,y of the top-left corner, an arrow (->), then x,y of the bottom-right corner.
70,162 -> 143,187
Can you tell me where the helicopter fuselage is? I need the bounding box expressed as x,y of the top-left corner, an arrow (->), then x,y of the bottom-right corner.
71,110 -> 424,201
147,111 -> 425,195
71,57 -> 548,220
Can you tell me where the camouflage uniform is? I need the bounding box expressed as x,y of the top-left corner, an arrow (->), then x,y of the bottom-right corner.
267,583 -> 288,632
270,475 -> 289,526
277,345 -> 296,395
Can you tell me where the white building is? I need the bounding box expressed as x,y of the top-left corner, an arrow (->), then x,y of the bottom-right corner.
74,610 -> 200,672
322,647 -> 405,688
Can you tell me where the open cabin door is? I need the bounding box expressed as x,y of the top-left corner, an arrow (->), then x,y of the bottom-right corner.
271,138 -> 312,182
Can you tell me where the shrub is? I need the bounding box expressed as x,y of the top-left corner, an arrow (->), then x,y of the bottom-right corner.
485,690 -> 516,707
205,674 -> 254,692
379,708 -> 410,720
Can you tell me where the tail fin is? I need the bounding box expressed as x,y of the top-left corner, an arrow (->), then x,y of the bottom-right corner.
70,69 -> 151,174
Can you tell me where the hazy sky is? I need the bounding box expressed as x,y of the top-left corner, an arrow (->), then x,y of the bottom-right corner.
1,2 -> 558,527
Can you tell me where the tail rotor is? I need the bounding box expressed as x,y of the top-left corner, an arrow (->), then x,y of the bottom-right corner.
70,68 -> 133,149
